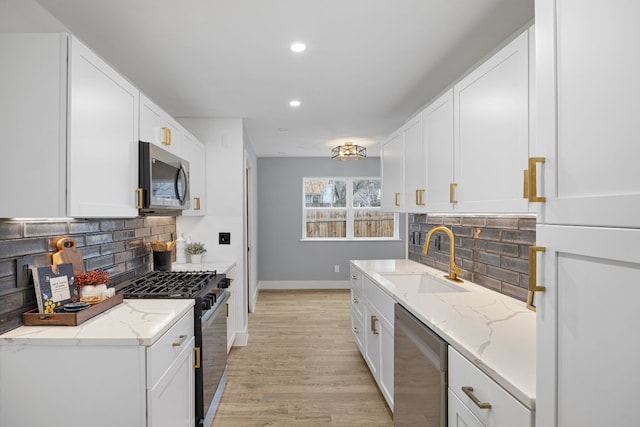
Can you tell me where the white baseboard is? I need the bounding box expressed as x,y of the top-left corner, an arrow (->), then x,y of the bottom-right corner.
258,280 -> 351,290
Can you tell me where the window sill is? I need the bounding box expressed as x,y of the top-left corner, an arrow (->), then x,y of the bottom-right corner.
300,237 -> 401,242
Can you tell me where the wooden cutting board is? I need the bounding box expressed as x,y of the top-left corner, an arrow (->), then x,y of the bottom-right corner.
52,237 -> 85,275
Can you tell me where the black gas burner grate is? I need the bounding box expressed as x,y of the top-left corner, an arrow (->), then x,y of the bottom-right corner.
120,270 -> 218,299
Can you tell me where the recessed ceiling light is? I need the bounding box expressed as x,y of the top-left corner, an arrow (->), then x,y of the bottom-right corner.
290,42 -> 306,53
289,100 -> 301,107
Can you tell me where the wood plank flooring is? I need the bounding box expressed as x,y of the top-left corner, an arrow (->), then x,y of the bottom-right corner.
211,289 -> 394,427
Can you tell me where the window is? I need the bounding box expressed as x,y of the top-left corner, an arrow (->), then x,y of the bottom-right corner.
303,177 -> 398,240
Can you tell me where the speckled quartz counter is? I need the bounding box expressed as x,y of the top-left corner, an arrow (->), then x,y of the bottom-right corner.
352,259 -> 536,410
172,261 -> 236,274
0,299 -> 194,346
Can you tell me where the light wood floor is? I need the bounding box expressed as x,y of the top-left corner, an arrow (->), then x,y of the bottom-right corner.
211,289 -> 394,427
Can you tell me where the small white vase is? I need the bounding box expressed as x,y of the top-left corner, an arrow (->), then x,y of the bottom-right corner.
80,284 -> 108,299
190,254 -> 202,264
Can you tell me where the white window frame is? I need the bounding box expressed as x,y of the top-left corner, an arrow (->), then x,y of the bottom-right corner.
301,177 -> 399,241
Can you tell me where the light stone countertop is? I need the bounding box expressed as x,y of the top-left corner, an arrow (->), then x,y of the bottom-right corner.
172,261 -> 236,275
351,259 -> 536,410
0,299 -> 194,347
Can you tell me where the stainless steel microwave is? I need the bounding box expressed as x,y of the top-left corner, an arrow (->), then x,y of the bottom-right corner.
138,141 -> 190,215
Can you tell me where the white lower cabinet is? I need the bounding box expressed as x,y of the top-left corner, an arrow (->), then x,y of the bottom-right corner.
349,264 -> 394,411
448,347 -> 532,427
147,335 -> 195,427
449,389 -> 485,427
0,309 -> 194,427
350,266 -> 364,352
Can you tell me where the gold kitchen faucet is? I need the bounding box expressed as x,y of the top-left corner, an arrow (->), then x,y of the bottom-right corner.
422,225 -> 463,282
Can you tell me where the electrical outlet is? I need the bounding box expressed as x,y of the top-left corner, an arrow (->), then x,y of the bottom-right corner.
334,265 -> 340,273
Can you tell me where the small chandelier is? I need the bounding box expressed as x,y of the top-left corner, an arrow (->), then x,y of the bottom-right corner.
331,142 -> 366,161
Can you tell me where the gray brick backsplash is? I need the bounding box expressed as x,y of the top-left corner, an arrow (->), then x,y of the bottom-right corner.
486,217 -> 520,229
69,221 -> 100,234
100,219 -> 126,231
409,214 -> 535,301
0,217 -> 176,335
0,222 -> 23,240
24,222 -> 67,237
86,233 -> 114,245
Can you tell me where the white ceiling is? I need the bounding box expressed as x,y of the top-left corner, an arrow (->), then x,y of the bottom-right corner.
34,0 -> 533,157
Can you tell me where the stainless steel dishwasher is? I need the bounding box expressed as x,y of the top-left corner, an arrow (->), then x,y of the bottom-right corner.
394,303 -> 448,427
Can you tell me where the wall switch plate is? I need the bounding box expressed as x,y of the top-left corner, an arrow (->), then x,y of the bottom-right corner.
219,232 -> 231,245
334,265 -> 340,273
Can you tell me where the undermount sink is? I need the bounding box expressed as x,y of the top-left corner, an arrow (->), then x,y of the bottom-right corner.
379,272 -> 468,294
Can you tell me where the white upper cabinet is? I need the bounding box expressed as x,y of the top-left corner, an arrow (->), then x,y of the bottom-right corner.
453,30 -> 531,213
423,89 -> 455,213
0,33 -> 67,218
381,27 -> 533,215
139,93 -> 182,158
67,36 -> 139,218
0,33 -> 139,218
536,0 -> 640,228
402,114 -> 426,212
181,130 -> 206,216
381,131 -> 405,212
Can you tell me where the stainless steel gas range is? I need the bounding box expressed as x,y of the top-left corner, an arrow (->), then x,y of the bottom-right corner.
119,270 -> 229,425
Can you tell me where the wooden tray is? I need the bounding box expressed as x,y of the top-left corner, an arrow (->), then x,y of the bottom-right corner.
23,293 -> 124,326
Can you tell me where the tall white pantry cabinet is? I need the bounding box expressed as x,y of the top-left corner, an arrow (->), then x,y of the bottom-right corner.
534,1 -> 640,427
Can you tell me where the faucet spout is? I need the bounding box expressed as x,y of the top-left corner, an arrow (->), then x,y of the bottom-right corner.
422,225 -> 463,282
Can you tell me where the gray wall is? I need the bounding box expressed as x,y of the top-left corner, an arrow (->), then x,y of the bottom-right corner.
257,157 -> 405,281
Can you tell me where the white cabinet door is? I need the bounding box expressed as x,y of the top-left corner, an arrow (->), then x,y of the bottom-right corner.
148,336 -> 195,427
381,131 -> 404,211
454,30 -> 530,213
181,131 -> 206,216
0,33 -> 67,218
226,284 -> 235,352
535,225 -> 640,427
423,89 -> 455,213
363,303 -> 381,379
536,0 -> 640,227
403,114 -> 426,212
449,390 -> 485,427
67,36 -> 139,217
139,93 -> 164,146
378,316 -> 394,411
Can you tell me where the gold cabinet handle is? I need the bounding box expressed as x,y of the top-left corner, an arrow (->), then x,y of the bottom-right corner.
194,196 -> 201,210
162,126 -> 172,145
462,386 -> 492,409
172,334 -> 187,347
450,183 -> 458,204
136,188 -> 143,209
416,189 -> 426,206
527,246 -> 547,311
394,192 -> 400,207
524,157 -> 546,202
370,315 -> 379,335
193,347 -> 201,369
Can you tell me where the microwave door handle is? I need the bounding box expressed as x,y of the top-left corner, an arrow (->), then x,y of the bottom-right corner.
176,166 -> 189,204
